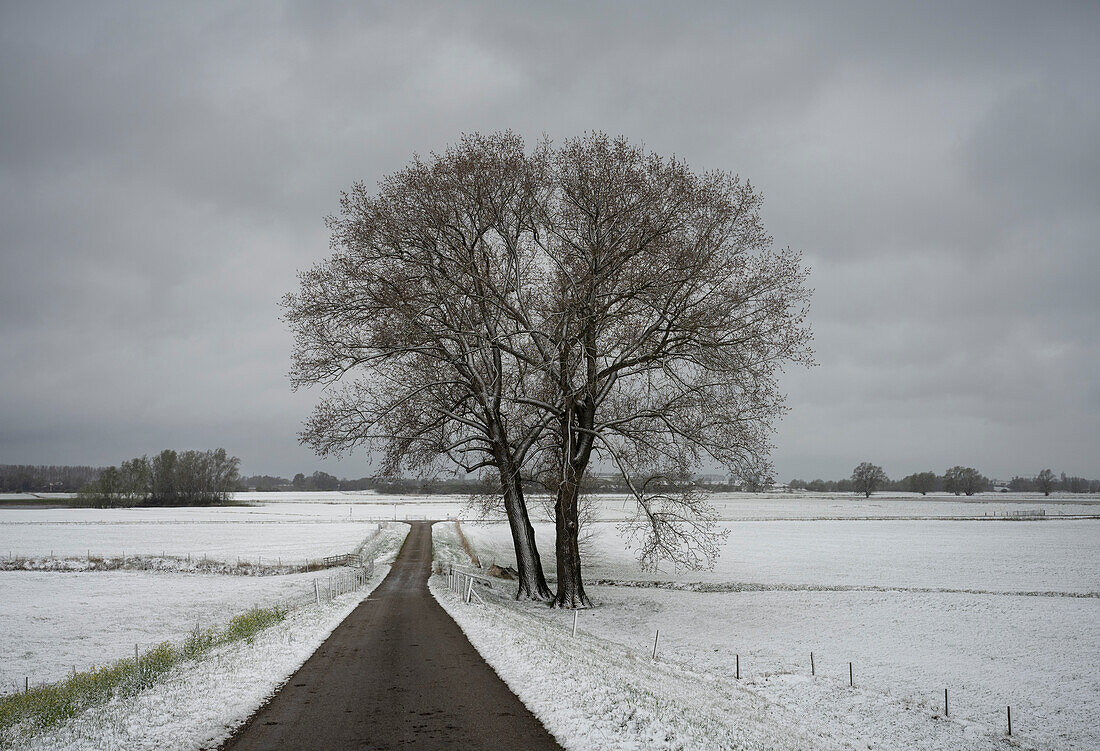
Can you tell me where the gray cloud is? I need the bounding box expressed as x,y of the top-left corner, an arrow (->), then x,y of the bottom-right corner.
1,0 -> 1097,480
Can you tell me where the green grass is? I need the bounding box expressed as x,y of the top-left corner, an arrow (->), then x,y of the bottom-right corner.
0,604 -> 287,744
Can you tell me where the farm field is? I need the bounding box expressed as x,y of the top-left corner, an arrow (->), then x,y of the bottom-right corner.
6,489 -> 1098,522
463,518 -> 1100,593
0,506 -> 383,563
0,506 -> 409,697
0,569 -> 332,693
455,517 -> 1100,750
663,492 -> 1100,520
4,494 -> 1098,747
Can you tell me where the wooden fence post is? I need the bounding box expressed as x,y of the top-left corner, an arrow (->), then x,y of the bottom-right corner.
652,629 -> 660,660
849,662 -> 853,687
810,652 -> 815,676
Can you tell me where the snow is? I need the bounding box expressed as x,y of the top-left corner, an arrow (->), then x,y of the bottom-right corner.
0,523 -> 408,694
431,520 -> 479,569
0,507 -> 383,563
447,518 -> 1099,750
4,574 -> 387,751
467,491 -> 1100,523
231,492 -> 478,520
431,575 -> 1031,751
463,519 -> 1100,593
654,492 -> 1100,521
575,587 -> 1097,750
2,524 -> 410,750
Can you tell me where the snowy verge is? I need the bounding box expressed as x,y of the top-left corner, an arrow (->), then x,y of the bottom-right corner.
5,526 -> 409,751
430,577 -> 1033,751
431,520 -> 481,569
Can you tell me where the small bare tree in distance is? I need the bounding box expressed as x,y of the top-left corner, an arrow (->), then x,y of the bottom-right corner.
903,471 -> 937,495
851,462 -> 888,497
1036,468 -> 1055,496
944,465 -> 987,496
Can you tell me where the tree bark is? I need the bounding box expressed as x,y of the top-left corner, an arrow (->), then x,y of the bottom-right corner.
495,450 -> 552,601
551,399 -> 593,608
552,476 -> 590,608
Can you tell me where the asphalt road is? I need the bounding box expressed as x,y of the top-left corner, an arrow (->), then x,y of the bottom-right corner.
220,521 -> 563,751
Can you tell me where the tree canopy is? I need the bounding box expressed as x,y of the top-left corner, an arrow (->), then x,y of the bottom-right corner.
285,132 -> 814,606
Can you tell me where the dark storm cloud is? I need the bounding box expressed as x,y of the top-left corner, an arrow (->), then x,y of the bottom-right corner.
1,0 -> 1097,480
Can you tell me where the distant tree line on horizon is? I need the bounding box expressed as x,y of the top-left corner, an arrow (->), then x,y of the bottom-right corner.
5,462 -> 1098,497
237,471 -> 499,494
0,464 -> 102,493
789,465 -> 1100,496
73,449 -> 240,507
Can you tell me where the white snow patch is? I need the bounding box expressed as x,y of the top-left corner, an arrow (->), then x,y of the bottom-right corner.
431,577 -> 1030,751
453,519 -> 1098,749
3,524 -> 410,751
0,510 -> 381,564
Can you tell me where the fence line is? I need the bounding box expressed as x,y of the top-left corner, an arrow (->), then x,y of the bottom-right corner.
6,538 -> 383,697
443,567 -> 1025,740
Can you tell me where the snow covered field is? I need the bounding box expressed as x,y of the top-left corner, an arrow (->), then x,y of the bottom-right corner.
463,518 -> 1100,594
0,506 -> 383,563
4,494 -> 1097,748
434,576 -> 1034,751
5,571 -> 395,751
0,522 -> 409,695
449,518 -> 1100,750
665,492 -> 1100,521
1,569 -> 328,693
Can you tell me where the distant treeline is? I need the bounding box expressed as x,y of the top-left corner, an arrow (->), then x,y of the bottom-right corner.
1004,473 -> 1099,494
789,469 -> 1100,495
239,471 -> 499,495
77,449 -> 240,507
0,464 -> 103,493
240,470 -> 698,495
8,462 -> 1098,497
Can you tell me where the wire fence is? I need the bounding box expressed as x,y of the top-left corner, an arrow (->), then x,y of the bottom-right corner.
4,537 -> 385,697
442,565 -> 1025,740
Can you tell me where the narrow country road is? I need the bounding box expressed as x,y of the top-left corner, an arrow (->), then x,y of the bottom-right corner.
220,521 -> 563,751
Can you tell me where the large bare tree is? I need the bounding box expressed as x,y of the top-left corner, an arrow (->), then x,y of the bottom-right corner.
284,133 -> 553,600
286,132 -> 812,609
529,135 -> 814,607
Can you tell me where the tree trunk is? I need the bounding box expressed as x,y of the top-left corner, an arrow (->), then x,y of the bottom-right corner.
493,446 -> 552,601
500,471 -> 552,601
552,476 -> 591,608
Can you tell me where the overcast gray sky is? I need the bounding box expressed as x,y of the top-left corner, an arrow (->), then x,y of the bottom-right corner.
1,1 -> 1097,481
